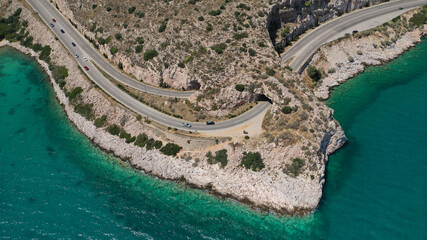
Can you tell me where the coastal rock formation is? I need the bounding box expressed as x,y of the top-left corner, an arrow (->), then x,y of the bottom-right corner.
309,10 -> 427,99
0,0 -> 349,215
267,0 -> 385,52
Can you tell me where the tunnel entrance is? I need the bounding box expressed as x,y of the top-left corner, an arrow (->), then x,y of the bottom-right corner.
254,94 -> 273,104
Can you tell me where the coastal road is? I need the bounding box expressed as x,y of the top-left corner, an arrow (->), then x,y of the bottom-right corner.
281,0 -> 427,72
27,0 -> 195,99
26,0 -> 271,132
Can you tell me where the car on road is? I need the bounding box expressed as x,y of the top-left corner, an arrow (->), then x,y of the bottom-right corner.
206,121 -> 215,125
84,66 -> 89,71
345,33 -> 351,36
399,7 -> 404,10
352,30 -> 359,34
83,56 -> 88,62
74,53 -> 79,58
71,42 -> 76,47
182,122 -> 192,128
50,23 -> 54,27
52,18 -> 56,22
60,29 -> 65,33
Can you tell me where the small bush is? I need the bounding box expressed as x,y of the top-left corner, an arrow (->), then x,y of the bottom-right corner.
158,22 -> 167,32
107,124 -> 120,135
248,48 -> 256,56
285,158 -> 305,177
160,143 -> 182,156
281,106 -> 293,114
94,115 -> 107,128
206,149 -> 228,167
110,47 -> 118,55
134,133 -> 148,147
178,62 -> 185,68
74,104 -> 94,120
233,32 -> 248,40
114,33 -> 122,40
106,7 -> 112,12
208,9 -> 222,16
68,87 -> 83,101
128,6 -> 136,14
348,56 -> 354,62
357,50 -> 363,55
241,152 -> 264,172
135,44 -> 143,53
305,1 -> 311,7
235,84 -> 245,92
266,68 -> 276,76
307,65 -> 321,82
281,27 -> 290,37
154,140 -> 163,149
144,50 -> 158,61
198,16 -> 204,21
211,43 -> 227,54
409,13 -> 426,26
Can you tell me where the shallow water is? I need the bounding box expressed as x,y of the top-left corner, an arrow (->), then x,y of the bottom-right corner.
0,39 -> 426,239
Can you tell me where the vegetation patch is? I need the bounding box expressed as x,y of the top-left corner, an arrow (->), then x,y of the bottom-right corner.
74,103 -> 94,120
241,152 -> 264,171
284,158 -> 305,177
94,115 -> 107,128
206,149 -> 228,168
160,143 -> 182,156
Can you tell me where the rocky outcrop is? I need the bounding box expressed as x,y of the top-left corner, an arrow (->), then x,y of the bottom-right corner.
268,0 -> 385,51
309,10 -> 426,99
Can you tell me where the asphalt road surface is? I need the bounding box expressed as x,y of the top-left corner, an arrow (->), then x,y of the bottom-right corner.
26,0 -> 271,132
281,0 -> 427,72
28,0 -> 195,99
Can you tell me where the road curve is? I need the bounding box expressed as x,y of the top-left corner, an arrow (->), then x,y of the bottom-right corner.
26,0 -> 271,132
281,0 -> 427,72
28,0 -> 195,99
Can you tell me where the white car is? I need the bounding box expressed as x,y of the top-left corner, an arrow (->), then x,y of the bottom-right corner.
83,56 -> 88,62
182,123 -> 192,128
74,53 -> 79,58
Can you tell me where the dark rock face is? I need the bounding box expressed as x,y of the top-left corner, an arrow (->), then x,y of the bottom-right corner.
267,0 -> 385,52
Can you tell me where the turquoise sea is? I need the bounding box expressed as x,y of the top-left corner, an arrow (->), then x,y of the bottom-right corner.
0,39 -> 426,239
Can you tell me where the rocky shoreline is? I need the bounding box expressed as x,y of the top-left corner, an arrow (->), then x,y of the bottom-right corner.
8,1 -> 426,216
309,10 -> 427,99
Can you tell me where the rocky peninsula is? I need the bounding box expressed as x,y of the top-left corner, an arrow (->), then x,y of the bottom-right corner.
0,0 -> 425,215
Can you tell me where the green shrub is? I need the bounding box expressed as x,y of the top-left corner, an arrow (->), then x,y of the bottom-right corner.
39,46 -> 51,62
178,62 -> 185,68
135,11 -> 145,18
241,152 -> 264,171
281,106 -> 293,114
98,37 -> 106,45
114,33 -> 122,40
266,68 -> 276,76
154,140 -> 163,149
211,43 -> 227,54
307,65 -> 321,82
281,27 -> 290,37
106,7 -> 112,12
128,6 -> 136,14
74,104 -> 94,120
409,13 -> 426,26
233,32 -> 248,40
285,158 -> 305,177
206,149 -> 228,167
159,22 -> 167,32
136,37 -> 144,44
305,1 -> 311,7
68,87 -> 83,101
110,47 -> 118,55
248,48 -> 256,56
107,124 -> 120,135
160,143 -> 182,156
198,16 -> 204,21
144,50 -> 158,61
94,115 -> 107,127
135,44 -> 143,53
235,84 -> 245,92
134,133 -> 148,147
206,23 -> 213,32
208,9 -> 222,16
